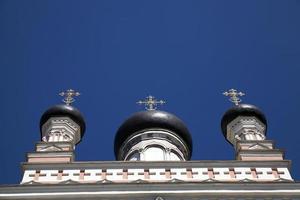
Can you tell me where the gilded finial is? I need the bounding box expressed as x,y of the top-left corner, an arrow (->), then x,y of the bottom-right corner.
137,95 -> 166,110
223,89 -> 245,106
59,89 -> 80,105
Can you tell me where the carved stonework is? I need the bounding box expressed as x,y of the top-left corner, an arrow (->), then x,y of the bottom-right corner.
227,116 -> 266,146
236,141 -> 274,151
41,117 -> 81,145
248,143 -> 271,150
39,145 -> 63,152
36,142 -> 74,152
235,140 -> 284,161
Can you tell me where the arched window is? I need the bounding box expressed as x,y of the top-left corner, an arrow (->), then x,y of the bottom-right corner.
170,151 -> 181,161
126,151 -> 140,161
144,146 -> 165,161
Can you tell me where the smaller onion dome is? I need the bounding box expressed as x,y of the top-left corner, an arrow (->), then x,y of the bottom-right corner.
114,110 -> 193,160
40,104 -> 86,138
221,104 -> 267,138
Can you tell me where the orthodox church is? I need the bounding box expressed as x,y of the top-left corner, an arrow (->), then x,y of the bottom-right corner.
0,89 -> 299,199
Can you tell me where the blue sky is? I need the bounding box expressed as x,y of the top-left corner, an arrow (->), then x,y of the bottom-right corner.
0,0 -> 300,184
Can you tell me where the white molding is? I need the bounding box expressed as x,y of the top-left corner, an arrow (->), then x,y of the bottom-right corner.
1,189 -> 300,198
21,166 -> 293,184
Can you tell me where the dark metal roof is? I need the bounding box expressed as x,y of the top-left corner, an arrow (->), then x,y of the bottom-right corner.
221,104 -> 267,139
114,110 -> 193,159
40,104 -> 86,139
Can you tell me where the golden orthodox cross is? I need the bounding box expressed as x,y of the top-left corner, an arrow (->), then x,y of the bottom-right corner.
59,89 -> 80,105
223,89 -> 245,106
137,95 -> 166,110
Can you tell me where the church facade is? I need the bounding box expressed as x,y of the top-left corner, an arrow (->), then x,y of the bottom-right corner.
0,89 -> 299,199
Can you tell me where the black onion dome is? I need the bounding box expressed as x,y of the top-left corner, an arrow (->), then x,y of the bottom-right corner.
114,110 -> 192,158
221,104 -> 267,138
40,104 -> 86,137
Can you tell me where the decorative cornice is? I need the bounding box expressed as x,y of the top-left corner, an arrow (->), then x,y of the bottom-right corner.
1,182 -> 300,199
21,160 -> 292,170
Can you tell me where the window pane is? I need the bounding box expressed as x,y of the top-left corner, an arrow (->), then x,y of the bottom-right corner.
144,147 -> 164,161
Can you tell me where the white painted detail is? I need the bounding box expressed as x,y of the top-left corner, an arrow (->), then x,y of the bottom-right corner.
127,169 -> 144,180
149,168 -> 166,180
227,116 -> 266,146
170,152 -> 181,161
38,170 -> 58,182
170,168 -> 187,180
120,130 -> 189,161
277,167 -> 293,180
213,168 -> 231,180
84,169 -> 102,181
20,166 -> 294,184
234,168 -> 253,180
60,170 -> 80,181
191,168 -> 209,180
143,147 -> 165,161
41,117 -> 81,145
21,170 -> 35,183
256,167 -> 274,180
128,152 -> 140,161
106,169 -> 123,181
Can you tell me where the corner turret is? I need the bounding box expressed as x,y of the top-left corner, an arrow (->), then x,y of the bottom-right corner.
221,89 -> 283,161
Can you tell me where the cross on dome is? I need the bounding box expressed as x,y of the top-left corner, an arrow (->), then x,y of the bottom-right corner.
59,89 -> 81,105
223,89 -> 245,106
137,95 -> 166,110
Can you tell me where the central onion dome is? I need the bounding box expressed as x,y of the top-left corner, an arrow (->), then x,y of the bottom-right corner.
114,110 -> 192,161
